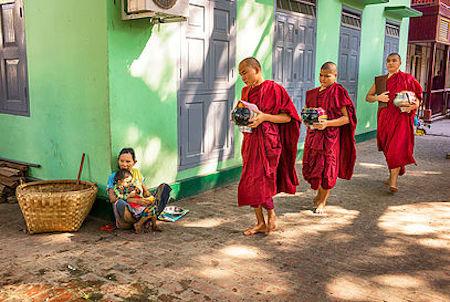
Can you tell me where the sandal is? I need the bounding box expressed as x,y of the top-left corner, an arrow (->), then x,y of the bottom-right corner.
99,224 -> 115,232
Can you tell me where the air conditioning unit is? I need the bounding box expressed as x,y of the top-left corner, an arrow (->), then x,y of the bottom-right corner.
122,0 -> 189,23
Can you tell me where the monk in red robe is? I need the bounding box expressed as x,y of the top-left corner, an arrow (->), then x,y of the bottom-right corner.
237,57 -> 300,235
302,62 -> 357,214
366,53 -> 422,192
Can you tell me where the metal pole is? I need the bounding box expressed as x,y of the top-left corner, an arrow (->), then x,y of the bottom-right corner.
444,45 -> 450,115
424,42 -> 436,121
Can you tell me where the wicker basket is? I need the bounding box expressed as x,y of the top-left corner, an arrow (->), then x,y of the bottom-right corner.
16,180 -> 97,234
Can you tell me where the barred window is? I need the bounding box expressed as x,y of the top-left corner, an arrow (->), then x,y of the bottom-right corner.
277,0 -> 316,17
341,10 -> 361,29
439,18 -> 449,42
386,23 -> 400,37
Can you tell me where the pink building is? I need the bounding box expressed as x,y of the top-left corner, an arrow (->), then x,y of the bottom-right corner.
407,0 -> 450,120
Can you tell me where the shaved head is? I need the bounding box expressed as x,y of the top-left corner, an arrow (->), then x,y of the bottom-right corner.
321,61 -> 337,73
239,57 -> 261,71
387,52 -> 401,62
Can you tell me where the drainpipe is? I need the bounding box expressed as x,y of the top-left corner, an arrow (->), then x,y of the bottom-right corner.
424,42 -> 436,122
444,45 -> 450,116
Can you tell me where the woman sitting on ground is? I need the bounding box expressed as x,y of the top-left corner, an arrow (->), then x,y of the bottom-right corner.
106,147 -> 171,233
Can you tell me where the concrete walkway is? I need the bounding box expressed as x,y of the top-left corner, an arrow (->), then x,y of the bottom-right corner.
1,120 -> 449,302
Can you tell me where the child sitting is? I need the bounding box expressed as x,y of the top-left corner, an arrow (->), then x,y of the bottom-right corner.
113,168 -> 159,233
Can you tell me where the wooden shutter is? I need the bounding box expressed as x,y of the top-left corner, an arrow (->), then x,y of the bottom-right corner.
0,0 -> 29,116
178,0 -> 236,169
438,17 -> 449,43
339,9 -> 362,107
383,22 -> 400,74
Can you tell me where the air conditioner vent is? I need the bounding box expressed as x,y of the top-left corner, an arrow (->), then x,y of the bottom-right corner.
122,0 -> 188,22
153,0 -> 177,10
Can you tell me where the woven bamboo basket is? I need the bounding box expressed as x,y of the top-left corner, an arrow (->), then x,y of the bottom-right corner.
16,180 -> 97,234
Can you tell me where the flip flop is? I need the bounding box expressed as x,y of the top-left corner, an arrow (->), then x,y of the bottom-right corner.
100,224 -> 115,232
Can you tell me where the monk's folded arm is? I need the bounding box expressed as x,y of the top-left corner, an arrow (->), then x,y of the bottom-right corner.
326,116 -> 349,127
262,112 -> 292,124
326,106 -> 350,127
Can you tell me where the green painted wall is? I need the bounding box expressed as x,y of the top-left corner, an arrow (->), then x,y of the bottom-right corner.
0,0 -> 415,201
0,0 -> 111,188
233,0 -> 274,160
315,0 -> 411,135
106,0 -> 274,192
107,1 -> 179,189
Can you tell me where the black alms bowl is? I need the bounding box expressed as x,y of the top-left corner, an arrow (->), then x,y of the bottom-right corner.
231,107 -> 252,126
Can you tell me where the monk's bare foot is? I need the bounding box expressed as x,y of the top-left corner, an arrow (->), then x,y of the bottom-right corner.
389,186 -> 398,193
313,196 -> 320,207
388,179 -> 398,193
267,210 -> 277,231
267,215 -> 277,234
313,203 -> 326,215
243,224 -> 267,236
383,179 -> 390,186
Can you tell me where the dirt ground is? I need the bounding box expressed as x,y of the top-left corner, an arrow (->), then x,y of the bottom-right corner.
1,120 -> 449,302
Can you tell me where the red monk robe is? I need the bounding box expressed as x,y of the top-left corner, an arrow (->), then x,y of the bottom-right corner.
302,83 -> 357,190
377,71 -> 422,175
238,80 -> 301,208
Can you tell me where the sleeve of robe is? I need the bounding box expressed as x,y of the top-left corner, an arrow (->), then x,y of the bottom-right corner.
272,82 -> 301,193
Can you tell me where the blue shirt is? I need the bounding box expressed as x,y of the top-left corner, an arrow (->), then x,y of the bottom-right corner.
107,172 -> 116,190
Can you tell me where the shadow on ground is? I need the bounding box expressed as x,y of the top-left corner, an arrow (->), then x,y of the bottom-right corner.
0,132 -> 449,301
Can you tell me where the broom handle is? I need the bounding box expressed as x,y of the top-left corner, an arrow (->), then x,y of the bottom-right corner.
77,153 -> 86,184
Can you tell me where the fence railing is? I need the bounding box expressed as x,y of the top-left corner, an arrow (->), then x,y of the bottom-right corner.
420,88 -> 450,120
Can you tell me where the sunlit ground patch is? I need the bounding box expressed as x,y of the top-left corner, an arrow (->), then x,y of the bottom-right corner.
37,233 -> 74,244
326,275 -> 372,300
350,173 -> 370,178
197,267 -> 233,279
220,245 -> 260,259
277,206 -> 359,239
378,202 -> 450,250
193,245 -> 268,275
327,273 -> 449,301
276,191 -> 309,198
407,170 -> 443,176
372,274 -> 425,288
359,162 -> 385,169
181,218 -> 227,228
